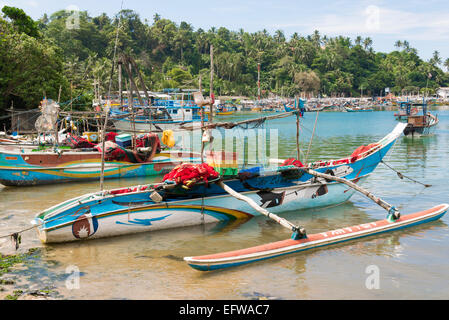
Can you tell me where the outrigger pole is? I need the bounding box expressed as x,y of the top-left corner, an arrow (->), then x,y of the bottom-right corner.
218,181 -> 306,239
301,167 -> 400,220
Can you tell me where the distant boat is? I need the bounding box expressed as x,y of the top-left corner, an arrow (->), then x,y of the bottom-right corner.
111,104 -> 206,132
403,100 -> 439,137
394,101 -> 418,122
345,106 -> 374,112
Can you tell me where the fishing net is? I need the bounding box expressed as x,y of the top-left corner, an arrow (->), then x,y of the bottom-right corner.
35,99 -> 60,132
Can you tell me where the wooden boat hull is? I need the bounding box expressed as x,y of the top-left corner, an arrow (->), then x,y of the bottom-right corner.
184,204 -> 449,271
33,176 -> 364,243
0,151 -> 200,186
32,123 -> 406,243
403,114 -> 439,137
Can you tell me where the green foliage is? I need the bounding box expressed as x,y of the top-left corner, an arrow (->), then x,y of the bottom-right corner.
1,6 -> 40,38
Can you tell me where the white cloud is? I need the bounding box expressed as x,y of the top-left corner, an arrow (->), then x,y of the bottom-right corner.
26,0 -> 38,8
270,6 -> 449,41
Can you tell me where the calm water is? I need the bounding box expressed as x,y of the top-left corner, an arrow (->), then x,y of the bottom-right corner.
1,110 -> 449,299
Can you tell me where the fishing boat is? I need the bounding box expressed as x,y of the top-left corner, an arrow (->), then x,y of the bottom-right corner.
0,148 -> 201,187
403,100 -> 439,137
394,101 -> 418,122
0,131 -> 202,186
32,122 -> 407,243
205,105 -> 235,116
111,104 -> 206,132
345,106 -> 374,112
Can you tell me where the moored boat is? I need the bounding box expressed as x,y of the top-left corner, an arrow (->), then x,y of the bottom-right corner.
403,100 -> 439,137
32,123 -> 407,243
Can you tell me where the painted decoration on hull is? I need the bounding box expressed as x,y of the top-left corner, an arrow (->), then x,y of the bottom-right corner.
116,214 -> 172,226
72,213 -> 99,239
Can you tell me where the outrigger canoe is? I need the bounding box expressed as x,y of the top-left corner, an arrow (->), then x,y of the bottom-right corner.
184,204 -> 448,271
32,123 -> 406,243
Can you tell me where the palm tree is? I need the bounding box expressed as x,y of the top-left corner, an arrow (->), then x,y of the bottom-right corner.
363,37 -> 373,50
444,58 -> 449,72
394,40 -> 402,50
430,51 -> 442,66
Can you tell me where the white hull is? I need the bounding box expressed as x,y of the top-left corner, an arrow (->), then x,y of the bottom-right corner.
36,178 -> 362,243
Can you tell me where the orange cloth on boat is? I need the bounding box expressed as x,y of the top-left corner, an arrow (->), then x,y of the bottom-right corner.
350,143 -> 379,162
281,158 -> 304,167
163,163 -> 219,189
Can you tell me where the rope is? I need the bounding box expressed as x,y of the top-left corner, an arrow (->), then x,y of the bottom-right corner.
381,160 -> 432,187
305,111 -> 319,163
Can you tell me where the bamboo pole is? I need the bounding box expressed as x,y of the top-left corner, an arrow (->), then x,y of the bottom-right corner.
118,60 -> 123,109
209,45 -> 214,123
295,97 -> 300,161
199,76 -> 205,163
301,167 -> 400,218
99,103 -> 109,192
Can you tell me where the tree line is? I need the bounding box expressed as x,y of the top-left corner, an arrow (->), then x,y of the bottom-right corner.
1,6 -> 449,116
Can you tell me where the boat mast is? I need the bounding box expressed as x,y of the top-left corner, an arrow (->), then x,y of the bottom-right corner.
209,45 -> 214,123
100,0 -> 123,191
257,63 -> 261,107
118,60 -> 123,108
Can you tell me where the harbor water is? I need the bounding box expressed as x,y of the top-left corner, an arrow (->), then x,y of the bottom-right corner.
1,110 -> 449,299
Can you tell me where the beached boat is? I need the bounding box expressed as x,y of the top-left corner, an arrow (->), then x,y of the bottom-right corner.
0,148 -> 201,187
0,132 -> 202,186
32,123 -> 407,243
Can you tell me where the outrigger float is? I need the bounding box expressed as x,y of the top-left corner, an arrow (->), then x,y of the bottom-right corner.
184,204 -> 448,271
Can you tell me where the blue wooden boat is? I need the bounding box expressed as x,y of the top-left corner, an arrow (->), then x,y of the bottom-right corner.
111,101 -> 207,132
32,123 -> 407,243
0,149 -> 201,186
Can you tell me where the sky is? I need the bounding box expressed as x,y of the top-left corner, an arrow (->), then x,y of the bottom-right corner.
2,0 -> 449,62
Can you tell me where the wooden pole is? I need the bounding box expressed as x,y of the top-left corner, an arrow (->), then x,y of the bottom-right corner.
218,181 -> 304,235
57,85 -> 62,103
209,45 -> 214,123
257,64 -> 260,101
302,167 -> 399,218
199,75 -> 204,163
99,103 -> 109,192
70,82 -> 73,113
295,97 -> 300,160
118,60 -> 123,109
